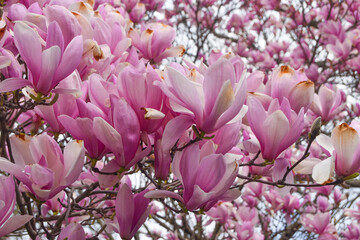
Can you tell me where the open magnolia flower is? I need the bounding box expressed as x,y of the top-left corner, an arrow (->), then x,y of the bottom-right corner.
0,20 -> 83,95
129,22 -> 185,63
0,134 -> 85,200
155,55 -> 247,134
145,142 -> 239,211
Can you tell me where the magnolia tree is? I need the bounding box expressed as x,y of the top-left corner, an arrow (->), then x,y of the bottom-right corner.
1,0 -> 360,239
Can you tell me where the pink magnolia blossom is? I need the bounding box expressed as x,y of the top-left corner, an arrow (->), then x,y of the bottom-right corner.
35,93 -> 79,134
342,222 -> 360,240
265,65 -> 314,113
59,99 -> 108,159
247,97 -> 304,161
310,84 -> 345,122
117,63 -> 167,133
129,22 -> 185,63
146,142 -> 238,211
0,134 -> 85,200
206,202 -> 232,224
155,55 -> 247,133
92,95 -> 151,169
129,3 -> 146,23
300,212 -> 337,239
326,38 -> 352,60
141,0 -> 165,11
0,21 -> 83,95
315,121 -> 360,178
331,121 -> 360,177
58,223 -> 86,240
115,184 -> 150,240
236,222 -> 264,240
41,191 -> 65,216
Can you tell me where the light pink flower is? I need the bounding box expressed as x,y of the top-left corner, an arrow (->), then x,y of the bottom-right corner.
115,184 -> 150,240
331,121 -> 360,177
266,65 -> 314,113
129,23 -> 185,63
300,212 -> 337,239
310,84 -> 345,121
92,95 -> 151,169
0,134 -> 84,200
58,223 -> 86,240
247,97 -> 304,161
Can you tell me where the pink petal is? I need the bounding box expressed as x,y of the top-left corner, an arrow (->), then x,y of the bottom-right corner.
0,158 -> 31,186
161,115 -> 194,151
37,46 -> 61,94
262,110 -> 290,160
44,5 -> 82,46
13,22 -> 42,83
203,80 -> 234,131
203,59 -> 235,114
0,56 -> 11,69
331,123 -> 360,176
9,135 -> 36,167
116,184 -> 134,239
288,80 -> 314,113
93,117 -> 124,158
63,140 -> 85,185
58,223 -> 85,240
54,36 -> 83,85
0,215 -> 33,237
247,97 -> 267,148
46,21 -> 64,52
110,96 -> 140,161
0,78 -> 30,93
144,190 -> 184,203
164,66 -> 203,118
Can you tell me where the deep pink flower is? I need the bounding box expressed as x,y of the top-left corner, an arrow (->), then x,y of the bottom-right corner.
146,142 -> 238,211
0,21 -> 83,95
155,56 -> 247,133
115,184 -> 150,240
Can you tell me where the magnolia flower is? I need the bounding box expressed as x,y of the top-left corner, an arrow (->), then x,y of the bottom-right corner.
0,134 -> 85,200
247,97 -> 304,161
315,121 -> 360,178
129,22 -> 185,63
58,223 -> 86,240
115,184 -> 150,240
300,212 -> 337,239
59,98 -> 108,160
146,142 -> 238,211
266,65 -> 314,113
0,21 -> 83,95
310,84 -> 345,121
92,95 -> 151,169
155,55 -> 247,133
